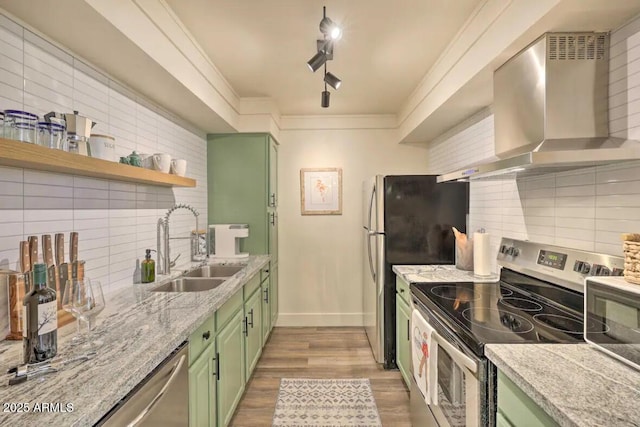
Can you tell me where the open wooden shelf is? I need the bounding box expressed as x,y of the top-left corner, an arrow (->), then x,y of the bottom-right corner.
0,137 -> 196,187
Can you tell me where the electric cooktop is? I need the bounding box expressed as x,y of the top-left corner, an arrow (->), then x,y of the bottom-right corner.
411,268 -> 611,357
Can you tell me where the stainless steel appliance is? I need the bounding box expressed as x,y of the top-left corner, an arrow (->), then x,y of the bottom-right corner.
438,32 -> 640,183
362,175 -> 469,367
97,343 -> 188,426
409,238 -> 624,426
585,276 -> 640,371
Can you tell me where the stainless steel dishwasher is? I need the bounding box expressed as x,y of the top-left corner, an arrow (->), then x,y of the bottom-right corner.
97,342 -> 189,426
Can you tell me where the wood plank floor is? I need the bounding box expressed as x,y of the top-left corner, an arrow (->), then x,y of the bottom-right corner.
230,327 -> 411,427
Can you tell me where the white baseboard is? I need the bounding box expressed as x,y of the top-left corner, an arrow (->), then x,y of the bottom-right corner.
275,313 -> 364,327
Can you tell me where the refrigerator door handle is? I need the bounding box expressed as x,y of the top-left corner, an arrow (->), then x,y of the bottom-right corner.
367,183 -> 376,230
367,233 -> 376,282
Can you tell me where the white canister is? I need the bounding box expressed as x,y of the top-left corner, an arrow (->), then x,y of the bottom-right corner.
152,153 -> 171,173
89,134 -> 116,162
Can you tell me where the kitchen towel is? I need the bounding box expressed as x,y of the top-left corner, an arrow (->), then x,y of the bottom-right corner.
411,309 -> 438,405
473,231 -> 491,277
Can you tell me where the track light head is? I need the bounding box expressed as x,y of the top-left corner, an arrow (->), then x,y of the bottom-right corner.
320,17 -> 342,40
321,90 -> 330,108
324,72 -> 342,90
307,51 -> 327,72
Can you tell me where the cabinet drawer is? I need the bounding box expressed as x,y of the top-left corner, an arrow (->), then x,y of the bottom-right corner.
189,314 -> 215,365
217,289 -> 243,329
396,275 -> 411,304
244,272 -> 261,298
260,264 -> 270,284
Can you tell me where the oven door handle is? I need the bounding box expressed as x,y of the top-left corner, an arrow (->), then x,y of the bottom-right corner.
432,331 -> 477,375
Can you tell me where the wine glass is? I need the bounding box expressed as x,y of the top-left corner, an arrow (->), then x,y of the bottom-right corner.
77,279 -> 105,348
62,279 -> 106,348
62,279 -> 89,344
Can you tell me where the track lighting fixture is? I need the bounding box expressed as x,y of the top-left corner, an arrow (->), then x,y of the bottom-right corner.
307,6 -> 343,108
324,71 -> 342,90
307,51 -> 327,72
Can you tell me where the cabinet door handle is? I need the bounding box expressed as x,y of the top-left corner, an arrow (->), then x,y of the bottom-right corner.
215,352 -> 220,380
202,331 -> 210,340
243,316 -> 249,337
270,212 -> 275,226
407,319 -> 409,341
264,288 -> 269,303
248,308 -> 254,328
270,193 -> 276,207
399,288 -> 404,293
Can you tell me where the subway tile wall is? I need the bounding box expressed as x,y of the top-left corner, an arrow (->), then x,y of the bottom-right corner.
0,15 -> 207,336
427,16 -> 640,272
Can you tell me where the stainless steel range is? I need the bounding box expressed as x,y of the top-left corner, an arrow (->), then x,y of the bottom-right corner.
409,238 -> 624,427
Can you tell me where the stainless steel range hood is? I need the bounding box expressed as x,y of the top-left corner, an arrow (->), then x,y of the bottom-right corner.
438,32 -> 640,183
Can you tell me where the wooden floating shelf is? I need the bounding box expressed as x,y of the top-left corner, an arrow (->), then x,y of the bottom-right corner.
0,137 -> 196,187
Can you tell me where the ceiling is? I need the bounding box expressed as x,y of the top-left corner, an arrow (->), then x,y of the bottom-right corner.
165,0 -> 481,115
2,0 -> 640,141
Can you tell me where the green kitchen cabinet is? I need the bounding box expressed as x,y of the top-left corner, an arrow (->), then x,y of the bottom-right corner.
189,341 -> 217,427
244,286 -> 263,378
207,133 -> 278,260
497,370 -> 559,427
396,293 -> 411,388
262,276 -> 271,343
270,263 -> 278,327
395,276 -> 411,388
217,309 -> 246,427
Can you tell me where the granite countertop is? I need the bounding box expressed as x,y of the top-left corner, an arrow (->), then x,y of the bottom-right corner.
486,344 -> 640,427
0,255 -> 270,426
392,264 -> 498,283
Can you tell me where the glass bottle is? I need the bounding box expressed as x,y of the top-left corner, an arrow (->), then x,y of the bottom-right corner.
23,263 -> 58,364
141,249 -> 156,283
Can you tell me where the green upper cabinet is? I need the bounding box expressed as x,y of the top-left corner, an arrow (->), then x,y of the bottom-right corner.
268,136 -> 278,208
207,133 -> 278,258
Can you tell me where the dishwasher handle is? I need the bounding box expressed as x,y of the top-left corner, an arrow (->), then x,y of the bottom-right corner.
127,353 -> 187,427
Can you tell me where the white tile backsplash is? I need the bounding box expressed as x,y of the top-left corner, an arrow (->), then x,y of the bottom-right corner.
427,15 -> 640,263
0,11 -> 207,336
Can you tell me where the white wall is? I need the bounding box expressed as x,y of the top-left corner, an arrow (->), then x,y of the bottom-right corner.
0,14 -> 207,338
427,15 -> 640,273
277,128 -> 428,326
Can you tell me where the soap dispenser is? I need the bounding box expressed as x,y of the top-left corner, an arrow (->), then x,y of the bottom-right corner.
141,249 -> 156,283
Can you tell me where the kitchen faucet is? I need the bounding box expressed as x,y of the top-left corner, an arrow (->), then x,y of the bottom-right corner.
157,204 -> 200,275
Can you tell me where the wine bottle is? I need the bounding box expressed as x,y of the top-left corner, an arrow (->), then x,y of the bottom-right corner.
23,263 -> 57,364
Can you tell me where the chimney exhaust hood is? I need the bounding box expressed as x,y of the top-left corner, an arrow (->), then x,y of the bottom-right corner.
437,32 -> 640,183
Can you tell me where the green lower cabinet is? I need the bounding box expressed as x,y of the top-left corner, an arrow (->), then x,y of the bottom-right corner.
245,287 -> 263,378
217,310 -> 247,427
497,370 -> 559,427
262,278 -> 271,343
270,264 -> 278,328
395,295 -> 411,388
189,342 -> 217,427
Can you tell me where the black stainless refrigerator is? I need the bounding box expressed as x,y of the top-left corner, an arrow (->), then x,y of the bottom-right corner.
362,175 -> 469,368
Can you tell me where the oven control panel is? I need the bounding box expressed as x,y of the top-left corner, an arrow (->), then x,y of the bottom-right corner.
537,250 -> 567,270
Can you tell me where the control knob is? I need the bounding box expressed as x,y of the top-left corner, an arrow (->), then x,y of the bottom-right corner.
506,247 -> 519,256
573,261 -> 591,274
500,245 -> 508,254
592,264 -> 611,276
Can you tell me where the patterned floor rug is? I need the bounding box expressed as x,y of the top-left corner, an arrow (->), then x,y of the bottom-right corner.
272,378 -> 383,427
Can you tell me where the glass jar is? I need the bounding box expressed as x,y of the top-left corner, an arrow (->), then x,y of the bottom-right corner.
3,110 -> 38,143
37,122 -> 66,149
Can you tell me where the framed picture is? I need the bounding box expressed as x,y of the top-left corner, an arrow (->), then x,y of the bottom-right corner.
300,168 -> 343,215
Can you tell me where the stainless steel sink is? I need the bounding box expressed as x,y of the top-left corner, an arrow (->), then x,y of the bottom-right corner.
151,277 -> 226,292
184,265 -> 244,278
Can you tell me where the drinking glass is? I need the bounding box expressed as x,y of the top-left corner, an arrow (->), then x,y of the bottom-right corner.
62,278 -> 106,348
78,279 -> 105,348
62,279 -> 88,344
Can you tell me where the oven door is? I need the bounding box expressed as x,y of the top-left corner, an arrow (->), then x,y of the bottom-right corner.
411,297 -> 484,427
